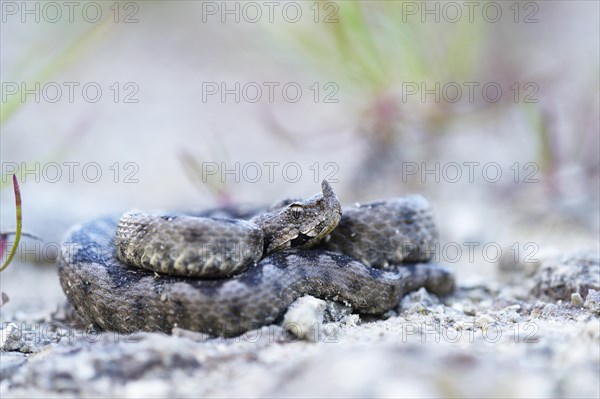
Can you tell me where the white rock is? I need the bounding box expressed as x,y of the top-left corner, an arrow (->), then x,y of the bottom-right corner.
283,296 -> 326,342
571,292 -> 584,306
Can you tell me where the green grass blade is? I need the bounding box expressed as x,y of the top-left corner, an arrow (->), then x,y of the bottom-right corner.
0,175 -> 23,272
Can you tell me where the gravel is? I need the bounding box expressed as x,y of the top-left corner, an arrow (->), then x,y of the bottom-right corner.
1,251 -> 598,398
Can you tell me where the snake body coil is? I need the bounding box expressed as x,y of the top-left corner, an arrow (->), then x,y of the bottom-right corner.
58,181 -> 455,337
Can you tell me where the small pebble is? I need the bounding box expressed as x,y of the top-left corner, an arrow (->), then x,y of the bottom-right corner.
463,304 -> 477,316
323,301 -> 353,323
475,314 -> 495,329
0,324 -> 22,351
541,303 -> 559,318
584,289 -> 600,315
345,314 -> 360,327
400,287 -> 439,315
571,292 -> 584,307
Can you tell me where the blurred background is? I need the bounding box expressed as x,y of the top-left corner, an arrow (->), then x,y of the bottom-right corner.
1,1 -> 599,304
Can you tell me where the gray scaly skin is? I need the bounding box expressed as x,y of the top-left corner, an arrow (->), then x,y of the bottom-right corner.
324,195 -> 437,267
57,182 -> 455,337
115,180 -> 342,277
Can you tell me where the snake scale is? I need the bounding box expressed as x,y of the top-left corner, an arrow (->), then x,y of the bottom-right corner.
58,181 -> 455,337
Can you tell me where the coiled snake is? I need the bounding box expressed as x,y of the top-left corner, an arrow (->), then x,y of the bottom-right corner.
58,181 -> 454,337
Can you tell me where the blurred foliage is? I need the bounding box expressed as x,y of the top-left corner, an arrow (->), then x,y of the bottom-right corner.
525,103 -> 553,175
266,0 -> 598,207
1,1 -> 597,211
180,147 -> 233,206
1,17 -> 112,190
265,0 -> 492,189
1,19 -> 111,125
272,0 -> 486,118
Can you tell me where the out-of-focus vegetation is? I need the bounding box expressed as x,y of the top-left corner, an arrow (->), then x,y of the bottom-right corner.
1,19 -> 111,190
2,1 -> 598,227
265,1 -> 598,212
277,2 -> 485,104
1,20 -> 110,125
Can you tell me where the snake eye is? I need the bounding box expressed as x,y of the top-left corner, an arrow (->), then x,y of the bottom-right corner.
289,204 -> 304,219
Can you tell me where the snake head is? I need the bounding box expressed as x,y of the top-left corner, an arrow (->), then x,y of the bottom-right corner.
255,180 -> 342,254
